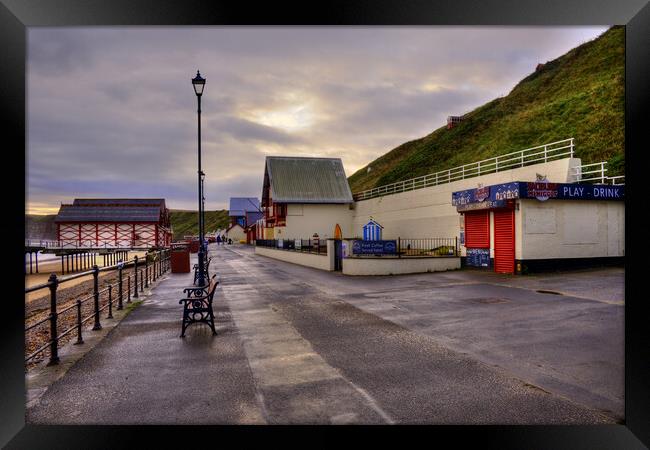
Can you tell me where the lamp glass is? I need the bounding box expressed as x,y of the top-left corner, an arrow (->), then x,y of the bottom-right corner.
192,71 -> 206,96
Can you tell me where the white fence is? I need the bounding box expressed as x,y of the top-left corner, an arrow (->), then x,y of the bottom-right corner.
353,138 -> 575,201
570,161 -> 625,185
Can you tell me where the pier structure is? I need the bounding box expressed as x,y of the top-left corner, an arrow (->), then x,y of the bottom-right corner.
24,239 -> 159,275
24,198 -> 174,275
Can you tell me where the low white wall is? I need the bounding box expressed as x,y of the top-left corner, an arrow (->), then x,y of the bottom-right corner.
255,246 -> 334,271
342,256 -> 460,276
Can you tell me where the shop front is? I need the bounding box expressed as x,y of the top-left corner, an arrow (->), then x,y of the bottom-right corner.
452,180 -> 624,275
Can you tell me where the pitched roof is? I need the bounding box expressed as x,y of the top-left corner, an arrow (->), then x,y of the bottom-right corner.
226,223 -> 244,232
263,156 -> 353,204
228,197 -> 261,217
73,198 -> 166,207
54,198 -> 167,223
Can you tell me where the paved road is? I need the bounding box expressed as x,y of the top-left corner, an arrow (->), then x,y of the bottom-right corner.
228,245 -> 624,421
27,244 -> 621,424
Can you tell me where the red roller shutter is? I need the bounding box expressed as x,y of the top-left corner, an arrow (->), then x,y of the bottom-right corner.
494,209 -> 515,274
464,211 -> 490,248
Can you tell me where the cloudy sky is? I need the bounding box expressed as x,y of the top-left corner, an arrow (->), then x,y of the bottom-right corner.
27,26 -> 608,214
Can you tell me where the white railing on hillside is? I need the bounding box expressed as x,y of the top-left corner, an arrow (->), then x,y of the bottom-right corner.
353,138 -> 575,201
570,162 -> 625,185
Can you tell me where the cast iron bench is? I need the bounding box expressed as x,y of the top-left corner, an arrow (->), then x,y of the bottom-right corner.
179,274 -> 218,337
193,256 -> 212,286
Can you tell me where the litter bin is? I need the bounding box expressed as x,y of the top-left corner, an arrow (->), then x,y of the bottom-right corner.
188,239 -> 200,254
170,243 -> 191,273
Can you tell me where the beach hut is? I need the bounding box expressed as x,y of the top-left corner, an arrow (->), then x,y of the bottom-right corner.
362,219 -> 384,241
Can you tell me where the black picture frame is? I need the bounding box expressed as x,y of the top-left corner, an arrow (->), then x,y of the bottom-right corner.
2,0 -> 648,447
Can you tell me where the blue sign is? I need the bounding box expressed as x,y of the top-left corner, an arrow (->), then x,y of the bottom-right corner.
352,240 -> 397,255
466,248 -> 490,267
519,182 -> 624,201
452,182 -> 520,206
453,182 -> 624,211
363,219 -> 384,241
457,199 -> 508,212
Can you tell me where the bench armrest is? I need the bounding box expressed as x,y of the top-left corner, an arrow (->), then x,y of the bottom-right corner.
179,295 -> 208,304
183,285 -> 209,296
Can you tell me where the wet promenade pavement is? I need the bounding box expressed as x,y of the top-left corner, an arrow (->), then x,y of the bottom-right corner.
26,244 -> 621,424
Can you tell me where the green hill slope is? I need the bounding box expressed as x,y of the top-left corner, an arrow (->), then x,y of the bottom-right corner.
169,209 -> 230,240
348,26 -> 624,192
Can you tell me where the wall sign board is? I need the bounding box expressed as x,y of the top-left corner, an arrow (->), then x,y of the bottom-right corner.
352,240 -> 397,255
466,248 -> 490,267
453,182 -> 624,212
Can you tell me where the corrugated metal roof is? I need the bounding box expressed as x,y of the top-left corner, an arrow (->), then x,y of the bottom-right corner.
265,157 -> 353,203
73,198 -> 166,207
55,198 -> 166,223
55,205 -> 162,223
228,197 -> 261,216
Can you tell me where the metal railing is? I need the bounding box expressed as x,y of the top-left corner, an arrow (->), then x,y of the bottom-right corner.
24,239 -> 165,249
25,249 -> 171,366
397,238 -> 459,257
24,239 -> 60,248
348,237 -> 459,257
256,238 -> 328,255
353,138 -> 575,201
570,161 -> 625,185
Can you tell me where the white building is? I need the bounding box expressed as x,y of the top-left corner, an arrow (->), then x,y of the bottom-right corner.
259,156 -> 354,240
253,139 -> 624,275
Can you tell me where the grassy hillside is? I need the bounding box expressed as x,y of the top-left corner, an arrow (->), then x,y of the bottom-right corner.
169,209 -> 230,240
348,26 -> 624,192
25,214 -> 57,239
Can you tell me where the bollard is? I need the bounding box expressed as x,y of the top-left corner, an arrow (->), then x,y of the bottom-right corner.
140,269 -> 144,292
47,273 -> 60,365
107,285 -> 113,319
92,265 -> 102,330
144,256 -> 149,288
127,275 -> 131,303
118,265 -> 124,310
133,256 -> 139,299
75,299 -> 83,345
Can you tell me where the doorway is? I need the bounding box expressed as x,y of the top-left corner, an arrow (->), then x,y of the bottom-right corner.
494,209 -> 515,274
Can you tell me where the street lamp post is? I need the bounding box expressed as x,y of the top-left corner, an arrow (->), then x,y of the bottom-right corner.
192,70 -> 206,286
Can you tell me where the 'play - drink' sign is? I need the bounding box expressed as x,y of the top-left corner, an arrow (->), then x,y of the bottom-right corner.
520,183 -> 624,201
453,182 -> 624,210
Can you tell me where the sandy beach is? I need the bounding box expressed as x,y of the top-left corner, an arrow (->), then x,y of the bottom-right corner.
25,252 -> 148,302
24,250 -> 154,369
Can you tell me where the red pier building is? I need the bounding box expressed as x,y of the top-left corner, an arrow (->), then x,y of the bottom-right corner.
54,199 -> 172,248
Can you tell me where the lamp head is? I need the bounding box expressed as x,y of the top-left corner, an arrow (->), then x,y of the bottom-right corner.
192,70 -> 206,96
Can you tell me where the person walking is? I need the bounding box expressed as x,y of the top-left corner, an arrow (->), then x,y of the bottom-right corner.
216,235 -> 221,245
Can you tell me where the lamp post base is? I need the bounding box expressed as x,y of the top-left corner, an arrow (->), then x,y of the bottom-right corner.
197,248 -> 206,286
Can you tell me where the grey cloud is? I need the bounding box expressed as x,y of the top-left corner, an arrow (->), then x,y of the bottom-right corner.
206,116 -> 304,145
26,26 -> 608,212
